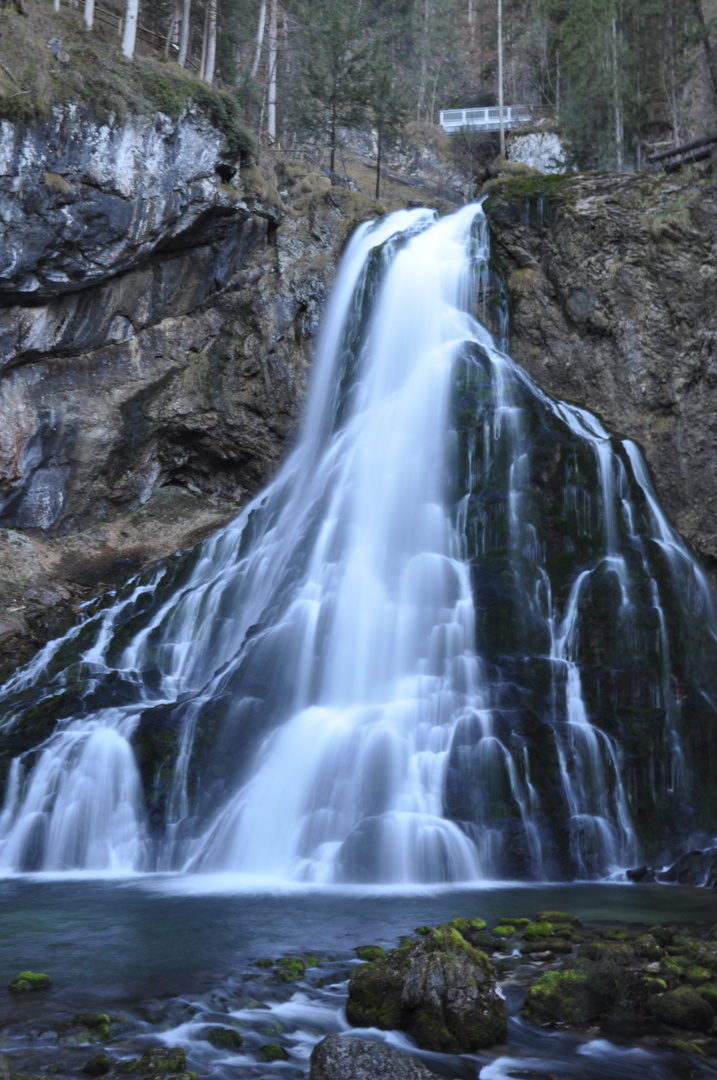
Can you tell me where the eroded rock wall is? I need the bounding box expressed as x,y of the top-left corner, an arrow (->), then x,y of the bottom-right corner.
0,107 -> 387,676
483,168 -> 717,576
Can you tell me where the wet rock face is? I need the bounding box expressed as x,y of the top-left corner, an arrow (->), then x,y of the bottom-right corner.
483,168 -> 717,579
346,927 -> 507,1053
0,107 -> 237,301
0,113 -> 370,540
309,1035 -> 439,1080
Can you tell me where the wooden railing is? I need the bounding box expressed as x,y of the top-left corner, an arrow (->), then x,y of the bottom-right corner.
439,105 -> 532,134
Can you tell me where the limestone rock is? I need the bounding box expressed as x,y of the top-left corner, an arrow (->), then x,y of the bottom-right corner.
346,927 -> 507,1053
309,1035 -> 439,1080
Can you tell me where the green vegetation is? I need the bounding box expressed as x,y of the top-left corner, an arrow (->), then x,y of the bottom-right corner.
8,970 -> 52,992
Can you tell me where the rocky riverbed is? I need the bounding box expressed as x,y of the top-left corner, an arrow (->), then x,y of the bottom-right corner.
4,894 -> 717,1080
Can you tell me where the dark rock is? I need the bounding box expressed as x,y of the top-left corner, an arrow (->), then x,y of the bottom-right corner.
648,986 -> 714,1031
258,1044 -> 288,1062
346,926 -> 507,1053
201,1026 -> 243,1049
134,1047 -> 187,1074
83,1054 -> 112,1076
626,865 -> 656,883
309,1035 -> 439,1080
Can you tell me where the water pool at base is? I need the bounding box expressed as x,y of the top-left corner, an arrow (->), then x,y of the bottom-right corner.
1,880 -> 716,1079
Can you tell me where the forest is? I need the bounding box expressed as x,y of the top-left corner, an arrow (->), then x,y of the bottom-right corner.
46,0 -> 717,173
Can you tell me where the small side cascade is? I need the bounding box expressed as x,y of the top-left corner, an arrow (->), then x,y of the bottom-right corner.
0,204 -> 716,880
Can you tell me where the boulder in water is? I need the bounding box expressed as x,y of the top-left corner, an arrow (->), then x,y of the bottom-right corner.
309,1035 -> 439,1080
346,926 -> 507,1052
8,970 -> 51,993
83,1054 -> 112,1076
648,986 -> 714,1031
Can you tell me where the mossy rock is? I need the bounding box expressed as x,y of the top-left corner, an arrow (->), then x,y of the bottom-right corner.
415,926 -> 433,936
535,911 -> 582,928
8,971 -> 51,993
304,954 -> 318,968
641,976 -> 668,994
666,1039 -> 705,1057
83,1054 -> 111,1077
492,925 -> 515,938
443,917 -> 487,940
648,986 -> 713,1032
258,1044 -> 288,1062
498,917 -> 531,929
355,946 -> 386,962
697,983 -> 717,1011
255,958 -> 273,968
202,1026 -> 243,1050
135,1047 -> 187,1074
523,921 -> 573,943
686,966 -> 713,986
347,927 -> 506,1053
73,1013 -> 111,1041
634,934 -> 663,961
277,957 -> 305,982
523,966 -> 616,1025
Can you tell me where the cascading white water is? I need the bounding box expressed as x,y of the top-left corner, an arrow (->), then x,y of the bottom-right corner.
1,202 -> 716,880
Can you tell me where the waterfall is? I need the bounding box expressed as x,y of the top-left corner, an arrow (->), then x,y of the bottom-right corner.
1,203 -> 717,881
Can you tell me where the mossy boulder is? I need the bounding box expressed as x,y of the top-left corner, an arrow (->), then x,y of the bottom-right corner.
73,1013 -> 111,1041
346,927 -> 507,1053
355,946 -> 386,962
201,1026 -> 243,1049
134,1048 -> 187,1074
697,983 -> 717,1011
523,921 -> 573,943
648,986 -> 713,1031
535,911 -> 582,928
523,967 -> 614,1025
8,971 -> 51,993
277,956 -> 306,982
492,925 -> 515,938
83,1054 -> 112,1076
258,1044 -> 288,1062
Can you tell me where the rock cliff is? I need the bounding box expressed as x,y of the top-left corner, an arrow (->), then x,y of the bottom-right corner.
0,106 -> 396,677
483,166 -> 717,580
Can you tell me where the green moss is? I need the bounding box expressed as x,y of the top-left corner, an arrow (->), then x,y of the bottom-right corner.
8,971 -> 51,992
523,921 -> 573,943
276,956 -> 305,982
536,911 -> 582,928
255,958 -> 273,968
498,917 -> 531,929
666,1040 -> 705,1057
641,976 -> 668,993
697,983 -> 717,1011
524,967 -> 612,1025
134,1047 -> 187,1074
492,925 -> 515,938
258,1044 -> 288,1062
202,1027 -> 243,1049
73,1013 -> 111,1041
355,945 -> 387,961
648,986 -> 713,1031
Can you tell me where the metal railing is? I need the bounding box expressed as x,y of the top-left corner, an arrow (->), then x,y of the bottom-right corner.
439,105 -> 532,134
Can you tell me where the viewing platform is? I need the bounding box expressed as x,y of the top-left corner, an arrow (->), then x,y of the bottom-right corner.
439,105 -> 532,134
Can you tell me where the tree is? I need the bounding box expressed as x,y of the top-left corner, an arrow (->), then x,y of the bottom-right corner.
297,0 -> 370,177
366,44 -> 410,197
122,0 -> 139,58
204,0 -> 218,81
85,0 -> 95,29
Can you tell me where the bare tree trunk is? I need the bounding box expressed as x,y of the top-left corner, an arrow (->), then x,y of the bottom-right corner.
163,0 -> 178,59
84,0 -> 95,29
178,0 -> 191,66
251,0 -> 267,79
611,15 -> 623,169
122,0 -> 139,58
498,0 -> 505,157
199,0 -> 209,80
204,0 -> 217,83
267,0 -> 278,143
375,125 -> 382,200
468,0 -> 474,48
691,0 -> 717,108
54,0 -> 60,11
418,0 -> 429,119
